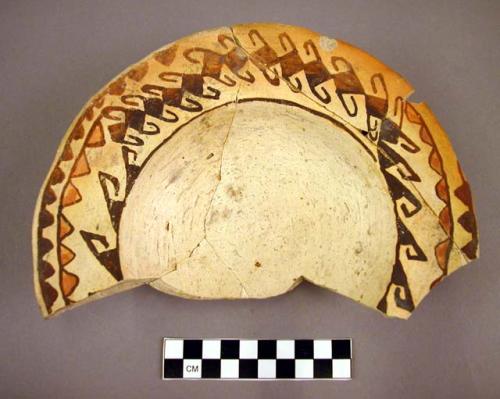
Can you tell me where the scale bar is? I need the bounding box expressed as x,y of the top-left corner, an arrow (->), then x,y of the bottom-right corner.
163,338 -> 351,380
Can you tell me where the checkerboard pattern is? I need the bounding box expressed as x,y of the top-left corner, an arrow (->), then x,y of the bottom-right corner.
163,338 -> 351,380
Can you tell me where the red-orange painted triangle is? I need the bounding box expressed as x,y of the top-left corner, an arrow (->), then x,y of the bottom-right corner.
419,126 -> 433,146
405,103 -> 422,124
435,178 -> 449,202
71,151 -> 91,178
58,214 -> 74,239
438,206 -> 452,234
61,269 -> 79,297
86,122 -> 105,147
59,244 -> 75,266
429,149 -> 443,175
434,239 -> 450,271
61,181 -> 82,207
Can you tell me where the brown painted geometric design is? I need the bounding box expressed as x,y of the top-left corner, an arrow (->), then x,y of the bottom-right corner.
33,23 -> 478,318
455,163 -> 478,260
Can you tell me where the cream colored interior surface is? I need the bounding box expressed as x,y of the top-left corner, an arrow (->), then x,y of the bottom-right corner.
120,100 -> 397,308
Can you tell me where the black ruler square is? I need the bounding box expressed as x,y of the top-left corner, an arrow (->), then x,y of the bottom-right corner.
313,359 -> 333,378
184,340 -> 202,359
221,340 -> 240,359
295,339 -> 314,359
258,340 -> 277,359
201,359 -> 221,378
276,359 -> 295,378
239,359 -> 258,378
332,339 -> 351,359
164,359 -> 183,378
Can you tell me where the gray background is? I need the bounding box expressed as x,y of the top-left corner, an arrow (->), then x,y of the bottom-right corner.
1,0 -> 499,397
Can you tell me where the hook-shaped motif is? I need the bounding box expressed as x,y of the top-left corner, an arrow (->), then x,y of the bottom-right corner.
278,32 -> 302,92
380,117 -> 420,154
182,97 -> 203,112
394,96 -> 405,128
367,119 -> 379,141
121,94 -> 179,123
330,56 -> 364,117
121,95 -> 146,108
121,146 -> 141,195
183,48 -> 236,87
396,222 -> 428,261
80,231 -> 122,281
159,72 -> 220,100
101,105 -> 127,121
279,32 -> 296,51
158,71 -> 182,84
183,47 -> 209,65
230,65 -> 255,83
142,84 -> 202,112
366,73 -> 389,138
371,73 -> 388,98
248,29 -> 267,47
212,73 -> 237,87
303,40 -> 332,104
400,134 -> 419,153
97,171 -> 124,231
248,30 -> 280,86
303,39 -> 321,60
331,56 -> 353,73
391,97 -> 419,153
400,195 -> 422,218
258,64 -> 280,86
310,83 -> 331,104
380,141 -> 421,182
141,84 -> 165,99
217,35 -> 255,84
384,172 -> 422,218
338,94 -> 358,117
330,57 -> 365,97
141,121 -> 161,135
218,34 -> 235,49
102,104 -> 159,143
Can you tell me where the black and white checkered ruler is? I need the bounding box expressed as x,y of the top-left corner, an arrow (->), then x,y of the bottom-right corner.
163,338 -> 351,380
